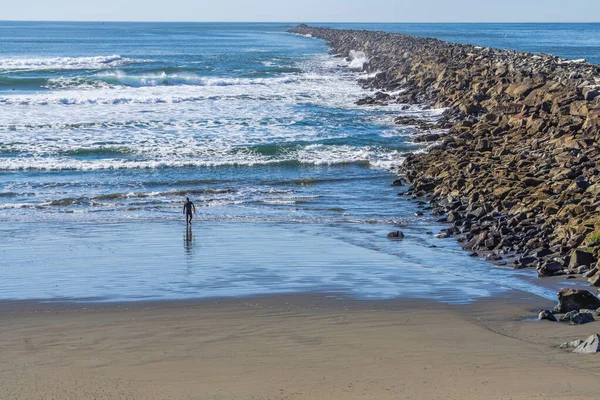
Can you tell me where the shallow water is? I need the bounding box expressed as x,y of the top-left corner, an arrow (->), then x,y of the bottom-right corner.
0,22 -> 593,303
1,218 -> 567,303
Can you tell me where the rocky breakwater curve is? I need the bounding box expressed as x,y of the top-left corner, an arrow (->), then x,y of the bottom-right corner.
289,24 -> 600,286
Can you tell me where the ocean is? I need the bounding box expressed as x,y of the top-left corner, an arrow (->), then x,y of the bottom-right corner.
1,22 -> 596,303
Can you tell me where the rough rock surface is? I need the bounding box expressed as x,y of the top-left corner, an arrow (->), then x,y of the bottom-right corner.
560,310 -> 595,324
560,339 -> 584,349
573,334 -> 600,353
387,231 -> 405,239
289,24 -> 600,278
538,310 -> 557,322
554,289 -> 600,313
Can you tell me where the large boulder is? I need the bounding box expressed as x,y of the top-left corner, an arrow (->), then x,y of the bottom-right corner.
554,289 -> 600,313
573,335 -> 600,354
536,260 -> 564,277
569,249 -> 596,270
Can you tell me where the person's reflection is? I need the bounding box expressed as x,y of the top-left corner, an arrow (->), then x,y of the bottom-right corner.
184,224 -> 195,255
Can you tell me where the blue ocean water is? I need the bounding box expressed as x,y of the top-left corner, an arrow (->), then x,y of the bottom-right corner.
326,23 -> 600,65
0,22 -> 595,303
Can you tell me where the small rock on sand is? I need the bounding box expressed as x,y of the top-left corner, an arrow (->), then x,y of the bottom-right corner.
538,310 -> 557,322
560,339 -> 583,350
566,311 -> 595,325
573,335 -> 600,354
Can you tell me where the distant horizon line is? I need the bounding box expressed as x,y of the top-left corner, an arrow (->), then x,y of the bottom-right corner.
0,20 -> 599,24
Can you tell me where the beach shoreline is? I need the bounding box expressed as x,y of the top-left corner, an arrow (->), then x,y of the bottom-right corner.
3,292 -> 600,399
2,218 -> 577,305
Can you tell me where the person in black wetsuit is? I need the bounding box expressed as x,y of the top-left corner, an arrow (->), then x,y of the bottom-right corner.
183,197 -> 196,225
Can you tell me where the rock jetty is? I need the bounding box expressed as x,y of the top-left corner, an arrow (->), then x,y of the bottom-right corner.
289,24 -> 600,280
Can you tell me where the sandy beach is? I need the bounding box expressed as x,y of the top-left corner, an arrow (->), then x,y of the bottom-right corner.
2,293 -> 600,399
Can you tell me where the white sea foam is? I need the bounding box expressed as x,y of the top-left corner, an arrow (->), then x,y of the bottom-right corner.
0,144 -> 405,171
0,55 -> 147,71
0,53 -> 430,173
0,71 -> 358,105
45,77 -> 113,90
45,72 -> 296,90
93,71 -> 296,88
348,50 -> 368,70
362,70 -> 382,79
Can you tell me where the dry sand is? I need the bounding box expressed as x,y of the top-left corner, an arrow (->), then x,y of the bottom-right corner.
1,293 -> 600,399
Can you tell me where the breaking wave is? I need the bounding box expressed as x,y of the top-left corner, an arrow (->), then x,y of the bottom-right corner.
0,71 -> 366,106
0,144 -> 406,171
0,55 -> 147,71
45,72 -> 295,89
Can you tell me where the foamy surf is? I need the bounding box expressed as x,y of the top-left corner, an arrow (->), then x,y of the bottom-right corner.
348,50 -> 368,69
0,23 -> 432,226
0,144 -> 406,171
0,55 -> 147,71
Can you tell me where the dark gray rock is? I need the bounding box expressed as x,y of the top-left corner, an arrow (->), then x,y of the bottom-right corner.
560,310 -> 595,324
572,312 -> 596,325
536,260 -> 565,277
538,310 -> 557,322
446,211 -> 460,223
560,310 -> 579,322
580,308 -> 600,317
387,231 -> 405,240
413,133 -> 442,143
569,249 -> 596,270
554,289 -> 600,313
514,256 -> 536,269
583,88 -> 600,101
532,248 -> 554,259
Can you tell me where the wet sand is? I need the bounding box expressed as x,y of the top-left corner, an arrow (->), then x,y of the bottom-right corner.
1,293 -> 600,399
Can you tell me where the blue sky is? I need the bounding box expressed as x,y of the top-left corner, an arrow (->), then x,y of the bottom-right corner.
2,0 -> 598,22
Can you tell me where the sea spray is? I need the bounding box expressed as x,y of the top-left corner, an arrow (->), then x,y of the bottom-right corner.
348,50 -> 368,69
